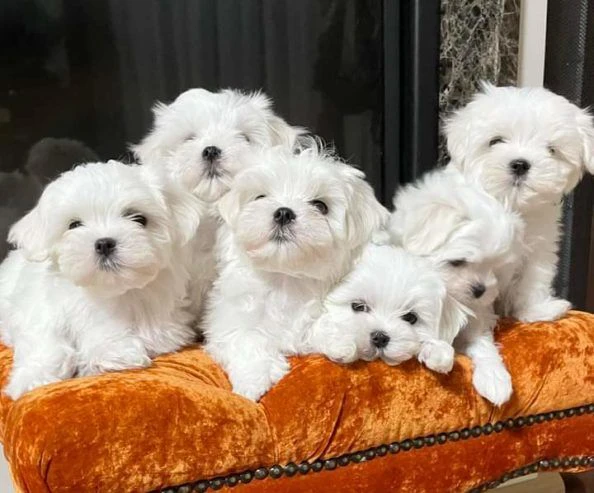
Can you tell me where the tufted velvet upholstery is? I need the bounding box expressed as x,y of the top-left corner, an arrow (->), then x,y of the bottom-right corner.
0,311 -> 593,492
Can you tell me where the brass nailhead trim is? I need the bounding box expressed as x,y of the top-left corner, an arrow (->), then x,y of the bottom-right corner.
467,455 -> 594,492
158,403 -> 594,493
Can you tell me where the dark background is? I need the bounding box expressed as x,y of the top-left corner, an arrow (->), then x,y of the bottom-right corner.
544,0 -> 594,312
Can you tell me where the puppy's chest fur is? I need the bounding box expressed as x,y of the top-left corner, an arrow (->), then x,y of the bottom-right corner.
495,202 -> 562,302
0,250 -> 192,352
208,228 -> 329,353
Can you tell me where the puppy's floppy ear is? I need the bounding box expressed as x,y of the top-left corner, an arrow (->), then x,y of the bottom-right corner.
445,81 -> 493,167
130,101 -> 170,164
166,190 -> 203,246
217,188 -> 242,227
241,89 -> 273,113
402,203 -> 463,255
265,115 -> 307,149
576,108 -> 594,174
140,164 -> 202,245
8,197 -> 56,261
445,108 -> 473,167
342,165 -> 389,248
439,293 -> 470,345
243,90 -> 306,148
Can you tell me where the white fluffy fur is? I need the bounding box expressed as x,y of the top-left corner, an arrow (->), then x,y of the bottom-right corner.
306,243 -> 454,369
390,166 -> 522,405
204,146 -> 388,401
132,88 -> 304,321
446,83 -> 594,322
0,161 -> 202,399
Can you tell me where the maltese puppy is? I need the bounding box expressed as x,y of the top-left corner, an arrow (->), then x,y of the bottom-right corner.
445,83 -> 594,322
390,166 -> 522,405
132,87 -> 303,202
203,145 -> 388,401
306,242 -> 458,368
132,88 -> 304,321
0,161 -> 202,399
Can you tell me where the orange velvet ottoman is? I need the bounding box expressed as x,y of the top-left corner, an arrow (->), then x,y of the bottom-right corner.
0,312 -> 592,493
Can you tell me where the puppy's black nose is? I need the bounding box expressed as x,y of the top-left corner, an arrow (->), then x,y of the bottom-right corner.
202,146 -> 222,162
509,159 -> 531,177
95,238 -> 117,257
370,330 -> 390,349
273,207 -> 296,226
471,283 -> 486,299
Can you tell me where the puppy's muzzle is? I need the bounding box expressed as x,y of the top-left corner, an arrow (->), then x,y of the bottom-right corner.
471,283 -> 486,299
370,330 -> 390,349
202,146 -> 222,162
509,158 -> 531,178
273,207 -> 296,227
95,237 -> 117,258
202,146 -> 222,178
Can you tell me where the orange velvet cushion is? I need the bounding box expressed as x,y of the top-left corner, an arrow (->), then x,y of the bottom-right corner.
0,312 -> 593,492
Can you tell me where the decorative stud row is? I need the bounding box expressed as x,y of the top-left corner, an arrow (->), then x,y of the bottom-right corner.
468,455 -> 594,492
158,403 -> 594,492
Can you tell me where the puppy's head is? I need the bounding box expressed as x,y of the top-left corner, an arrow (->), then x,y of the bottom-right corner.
446,84 -> 594,211
436,257 -> 498,311
218,145 -> 388,279
312,244 -> 456,365
9,161 -> 202,297
391,179 -> 513,337
132,88 -> 304,202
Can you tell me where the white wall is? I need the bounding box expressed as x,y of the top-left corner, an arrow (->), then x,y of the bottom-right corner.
518,0 -> 548,87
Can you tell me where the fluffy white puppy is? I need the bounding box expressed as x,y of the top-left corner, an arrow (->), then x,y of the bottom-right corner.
132,88 -> 303,202
132,88 -> 304,321
446,83 -> 594,322
0,161 -> 202,399
390,167 -> 521,405
306,242 -> 454,367
204,146 -> 388,401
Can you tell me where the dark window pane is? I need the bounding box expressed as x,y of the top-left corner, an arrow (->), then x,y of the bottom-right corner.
0,0 -> 385,260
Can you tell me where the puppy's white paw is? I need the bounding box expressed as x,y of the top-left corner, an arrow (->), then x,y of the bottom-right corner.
418,340 -> 455,374
79,338 -> 151,376
230,358 -> 290,402
4,369 -> 63,399
323,344 -> 358,365
472,361 -> 513,406
383,337 -> 421,366
516,298 -> 571,323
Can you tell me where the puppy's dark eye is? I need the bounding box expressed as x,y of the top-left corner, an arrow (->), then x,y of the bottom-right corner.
351,301 -> 370,313
489,137 -> 505,147
311,199 -> 329,215
68,220 -> 83,230
129,214 -> 148,227
255,194 -> 266,200
448,259 -> 467,267
548,145 -> 556,155
401,311 -> 418,324
241,133 -> 251,143
184,134 -> 195,142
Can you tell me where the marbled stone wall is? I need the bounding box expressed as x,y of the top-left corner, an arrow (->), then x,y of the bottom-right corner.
438,0 -> 520,164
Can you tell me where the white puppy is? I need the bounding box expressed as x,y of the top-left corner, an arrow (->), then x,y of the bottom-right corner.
390,166 -> 521,405
204,146 -> 388,401
306,242 -> 454,368
132,88 -> 303,202
0,161 -> 202,399
132,88 -> 304,321
446,83 -> 594,322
